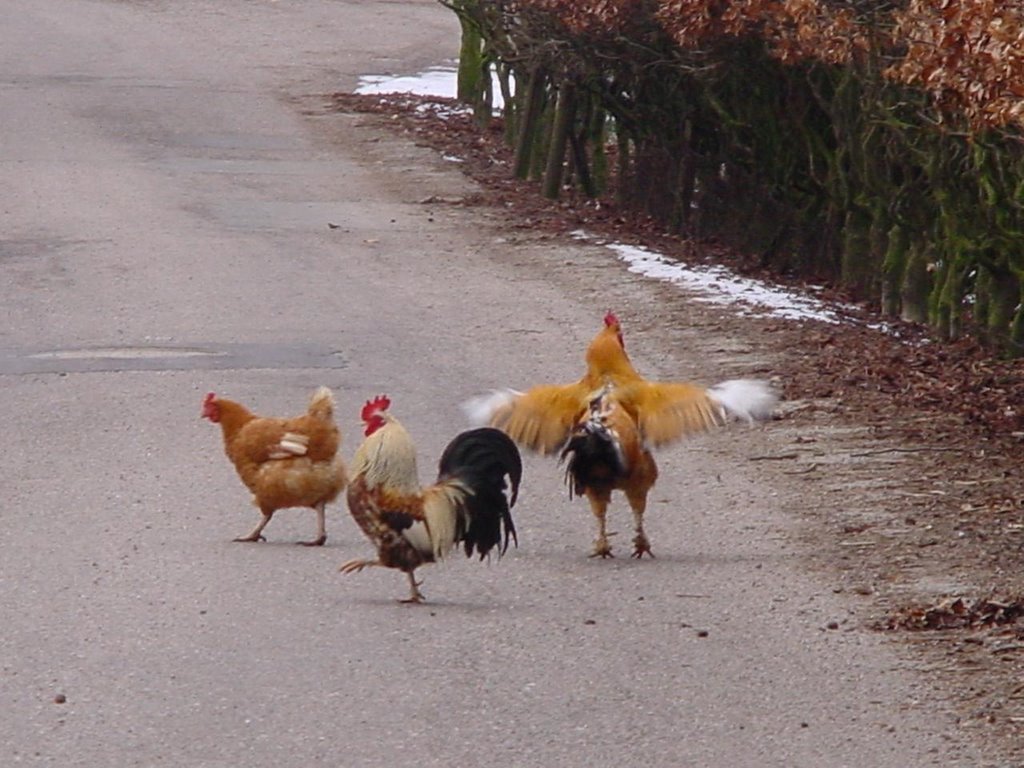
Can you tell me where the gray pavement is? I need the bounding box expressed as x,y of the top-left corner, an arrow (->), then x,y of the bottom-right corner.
0,2 -> 983,766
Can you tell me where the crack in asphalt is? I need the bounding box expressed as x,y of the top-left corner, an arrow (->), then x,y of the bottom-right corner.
0,343 -> 347,375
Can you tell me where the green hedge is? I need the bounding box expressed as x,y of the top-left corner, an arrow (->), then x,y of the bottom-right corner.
442,0 -> 1024,357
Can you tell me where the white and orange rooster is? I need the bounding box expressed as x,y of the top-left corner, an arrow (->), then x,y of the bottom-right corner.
202,386 -> 347,546
340,395 -> 521,603
465,312 -> 777,558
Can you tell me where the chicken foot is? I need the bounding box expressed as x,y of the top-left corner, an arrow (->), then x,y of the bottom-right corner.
586,493 -> 615,558
401,572 -> 425,604
625,488 -> 654,559
338,560 -> 425,603
298,502 -> 327,547
338,557 -> 379,574
631,532 -> 653,558
234,512 -> 272,543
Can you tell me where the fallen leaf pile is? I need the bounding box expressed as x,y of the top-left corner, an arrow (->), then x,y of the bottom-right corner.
880,596 -> 1024,631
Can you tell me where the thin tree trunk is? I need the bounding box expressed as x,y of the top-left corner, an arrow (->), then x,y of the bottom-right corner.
1009,281 -> 1024,358
569,132 -> 596,198
677,118 -> 696,232
881,223 -> 906,317
900,242 -> 930,324
513,68 -> 547,180
456,16 -> 483,106
615,127 -> 630,207
542,82 -> 577,199
984,265 -> 1019,350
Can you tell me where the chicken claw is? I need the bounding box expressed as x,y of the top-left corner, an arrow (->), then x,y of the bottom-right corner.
631,533 -> 654,559
340,560 -> 425,603
590,538 -> 615,558
339,558 -> 378,574
298,503 -> 327,546
233,532 -> 267,543
234,512 -> 272,543
401,573 -> 425,603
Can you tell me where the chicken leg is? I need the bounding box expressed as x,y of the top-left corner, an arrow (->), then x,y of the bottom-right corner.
339,559 -> 425,603
586,491 -> 615,558
626,452 -> 657,558
298,502 -> 327,546
234,511 -> 272,543
402,572 -> 425,604
625,486 -> 653,558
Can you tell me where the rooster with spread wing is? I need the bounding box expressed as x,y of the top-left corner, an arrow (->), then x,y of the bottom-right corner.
465,312 -> 776,558
340,395 -> 521,603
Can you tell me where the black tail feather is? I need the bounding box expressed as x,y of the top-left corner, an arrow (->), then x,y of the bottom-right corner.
437,427 -> 522,559
559,418 -> 626,498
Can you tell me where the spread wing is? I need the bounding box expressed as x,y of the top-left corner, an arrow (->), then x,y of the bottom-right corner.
467,383 -> 592,455
613,380 -> 727,448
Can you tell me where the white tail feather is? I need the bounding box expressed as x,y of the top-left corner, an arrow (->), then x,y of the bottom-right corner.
421,483 -> 469,560
462,389 -> 521,426
308,386 -> 335,421
708,379 -> 777,424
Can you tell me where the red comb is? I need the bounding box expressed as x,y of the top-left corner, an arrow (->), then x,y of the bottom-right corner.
204,392 -> 216,404
361,395 -> 391,422
604,311 -> 619,327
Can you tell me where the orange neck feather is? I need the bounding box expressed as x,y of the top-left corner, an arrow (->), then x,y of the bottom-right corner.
214,399 -> 255,441
585,324 -> 636,381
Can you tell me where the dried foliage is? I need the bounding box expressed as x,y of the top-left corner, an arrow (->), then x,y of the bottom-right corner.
888,1 -> 1024,131
447,0 -> 1024,358
523,0 -> 649,36
512,0 -> 1024,129
880,596 -> 1024,631
657,0 -> 876,65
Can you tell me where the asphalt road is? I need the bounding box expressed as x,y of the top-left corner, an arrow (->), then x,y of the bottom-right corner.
0,2 -> 983,766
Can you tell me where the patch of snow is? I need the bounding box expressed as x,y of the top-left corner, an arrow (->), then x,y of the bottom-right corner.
572,231 -> 889,330
356,66 -> 459,99
356,64 -> 508,111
